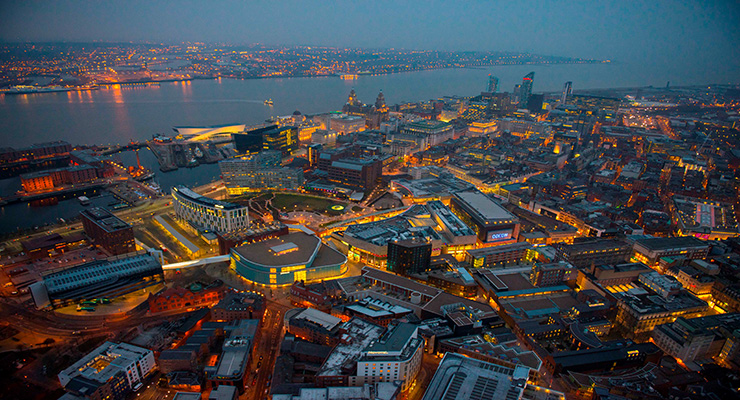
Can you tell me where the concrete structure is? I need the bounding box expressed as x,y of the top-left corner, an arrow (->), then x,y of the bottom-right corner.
422,353 -> 562,400
399,120 -> 454,149
355,323 -> 423,391
208,319 -> 259,393
285,307 -> 344,346
449,190 -> 520,244
272,382 -> 401,400
555,239 -> 631,269
219,151 -> 304,194
172,186 -> 249,233
670,196 -> 739,240
387,239 -> 432,276
631,236 -> 709,269
212,291 -> 265,322
80,207 -> 135,256
653,313 -> 740,365
316,321 -> 423,392
466,242 -> 533,269
230,231 -> 347,286
59,342 -> 155,400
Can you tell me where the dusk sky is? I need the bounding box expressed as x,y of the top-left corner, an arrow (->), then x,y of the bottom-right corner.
1,0 -> 739,81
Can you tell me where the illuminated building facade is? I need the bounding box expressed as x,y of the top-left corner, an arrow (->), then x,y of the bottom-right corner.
230,231 -> 347,286
354,323 -> 423,392
554,239 -> 631,269
59,342 -> 155,400
232,125 -> 299,155
631,236 -> 709,269
449,190 -> 520,245
465,242 -> 533,268
399,120 -> 454,149
172,186 -> 250,233
652,313 -> 740,364
148,282 -> 226,313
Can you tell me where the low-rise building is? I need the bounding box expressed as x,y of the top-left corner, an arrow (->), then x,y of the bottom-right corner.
466,242 -> 533,269
148,281 -> 226,313
555,239 -> 631,269
653,313 -> 740,364
631,236 -> 709,270
422,353 -> 562,400
285,307 -> 344,346
212,291 -> 265,322
230,231 -> 347,286
59,342 -> 156,400
80,207 -> 135,256
207,319 -> 259,393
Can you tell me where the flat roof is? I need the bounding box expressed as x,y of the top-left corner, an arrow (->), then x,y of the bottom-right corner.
454,191 -> 515,223
293,308 -> 343,331
173,186 -> 243,210
233,232 -> 320,267
421,353 -> 530,400
154,215 -> 200,254
318,318 -> 385,377
81,207 -> 132,233
635,236 -> 708,251
365,323 -> 417,353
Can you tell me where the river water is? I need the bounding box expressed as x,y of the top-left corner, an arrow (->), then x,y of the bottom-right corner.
0,62 -> 717,234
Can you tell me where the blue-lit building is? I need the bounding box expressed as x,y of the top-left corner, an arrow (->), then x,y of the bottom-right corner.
230,231 -> 347,286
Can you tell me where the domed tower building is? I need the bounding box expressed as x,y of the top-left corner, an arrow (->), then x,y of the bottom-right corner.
343,88 -> 368,116
292,110 -> 305,125
367,90 -> 390,128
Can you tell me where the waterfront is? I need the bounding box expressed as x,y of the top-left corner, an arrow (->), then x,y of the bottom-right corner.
0,62 -> 728,234
0,62 -> 719,148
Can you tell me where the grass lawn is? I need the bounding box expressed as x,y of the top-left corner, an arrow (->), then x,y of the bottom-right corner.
272,193 -> 344,214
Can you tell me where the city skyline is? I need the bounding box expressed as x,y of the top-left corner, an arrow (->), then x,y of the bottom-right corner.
1,0 -> 739,84
1,2 -> 739,400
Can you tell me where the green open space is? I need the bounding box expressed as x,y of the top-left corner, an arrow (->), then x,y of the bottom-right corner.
271,193 -> 346,215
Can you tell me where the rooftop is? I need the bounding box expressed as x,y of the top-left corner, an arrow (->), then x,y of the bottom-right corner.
291,308 -> 343,331
318,318 -> 385,377
172,186 -> 243,210
634,236 -> 709,251
421,353 -> 533,400
453,190 -> 516,223
232,232 -> 320,267
80,207 -> 131,232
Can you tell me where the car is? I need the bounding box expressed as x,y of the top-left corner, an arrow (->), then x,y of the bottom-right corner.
257,361 -> 262,368
259,356 -> 263,361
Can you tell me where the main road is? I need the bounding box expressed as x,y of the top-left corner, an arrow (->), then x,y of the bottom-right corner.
245,298 -> 292,400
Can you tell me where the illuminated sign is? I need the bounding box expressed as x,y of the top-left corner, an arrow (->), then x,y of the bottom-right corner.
487,229 -> 512,242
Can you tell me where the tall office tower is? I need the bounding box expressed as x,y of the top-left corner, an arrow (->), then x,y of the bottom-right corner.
561,81 -> 573,103
519,72 -> 535,109
512,84 -> 521,104
487,75 -> 499,93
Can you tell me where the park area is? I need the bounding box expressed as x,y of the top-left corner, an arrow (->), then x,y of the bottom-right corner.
271,193 -> 349,215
